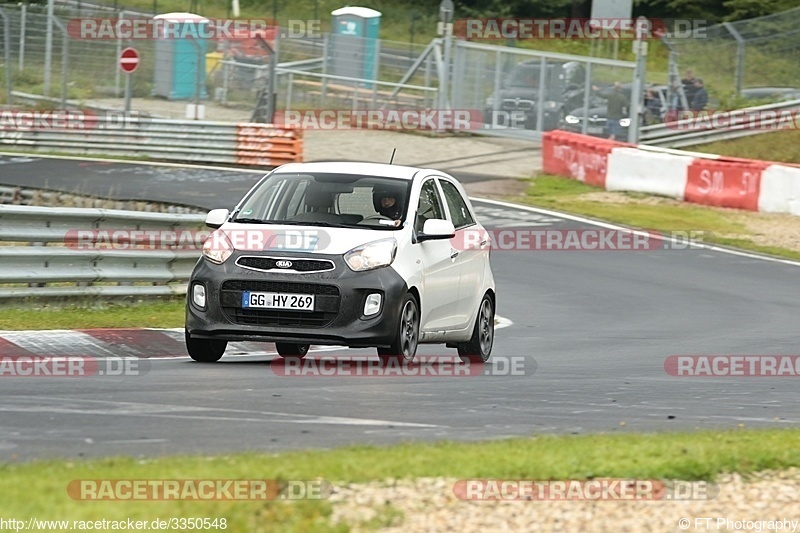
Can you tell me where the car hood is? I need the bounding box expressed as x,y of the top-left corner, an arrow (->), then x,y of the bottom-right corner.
566,105 -> 608,118
217,222 -> 399,255
493,87 -> 540,100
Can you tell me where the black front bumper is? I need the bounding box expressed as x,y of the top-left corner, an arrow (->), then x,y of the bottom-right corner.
185,252 -> 409,348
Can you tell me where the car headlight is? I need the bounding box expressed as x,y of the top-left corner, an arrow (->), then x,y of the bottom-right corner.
544,101 -> 559,111
485,96 -> 494,107
620,118 -> 631,127
344,238 -> 397,272
565,115 -> 580,124
202,229 -> 234,264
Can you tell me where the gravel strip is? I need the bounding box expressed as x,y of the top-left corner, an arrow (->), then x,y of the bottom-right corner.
329,469 -> 800,532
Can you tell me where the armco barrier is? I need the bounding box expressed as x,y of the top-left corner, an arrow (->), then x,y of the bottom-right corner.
542,131 -> 800,217
0,117 -> 303,168
0,205 -> 205,300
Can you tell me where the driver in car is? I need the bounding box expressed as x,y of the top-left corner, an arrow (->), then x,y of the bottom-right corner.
373,189 -> 404,226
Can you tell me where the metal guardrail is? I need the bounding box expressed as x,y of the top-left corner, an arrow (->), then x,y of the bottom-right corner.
639,98 -> 800,148
0,115 -> 303,167
0,205 -> 206,300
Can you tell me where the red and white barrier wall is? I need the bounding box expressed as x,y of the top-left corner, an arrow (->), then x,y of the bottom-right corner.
542,131 -> 800,216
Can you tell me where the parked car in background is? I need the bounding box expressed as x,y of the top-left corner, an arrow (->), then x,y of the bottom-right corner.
739,87 -> 800,102
562,84 -> 669,138
483,60 -> 585,131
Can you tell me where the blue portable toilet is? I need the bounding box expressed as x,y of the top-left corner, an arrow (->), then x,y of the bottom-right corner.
152,12 -> 209,100
330,7 -> 381,86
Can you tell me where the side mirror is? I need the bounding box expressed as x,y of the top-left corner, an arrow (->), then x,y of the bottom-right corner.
205,209 -> 230,229
418,218 -> 455,242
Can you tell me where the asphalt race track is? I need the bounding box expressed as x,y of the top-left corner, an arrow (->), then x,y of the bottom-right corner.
1,156 -> 799,462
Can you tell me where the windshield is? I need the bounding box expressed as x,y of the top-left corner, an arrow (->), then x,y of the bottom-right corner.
505,64 -> 539,88
233,172 -> 412,229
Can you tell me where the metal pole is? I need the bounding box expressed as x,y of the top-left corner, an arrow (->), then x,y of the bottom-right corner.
723,22 -> 745,97
222,59 -> 229,105
371,39 -> 380,107
423,52 -> 431,108
321,33 -> 329,105
286,71 -> 293,110
491,49 -> 502,127
124,73 -> 132,116
267,34 -> 276,123
61,30 -> 68,108
195,42 -> 201,119
581,62 -> 592,135
440,26 -> 452,110
627,39 -> 647,144
1,10 -> 10,104
18,4 -> 25,72
535,56 -> 546,132
44,0 -> 54,95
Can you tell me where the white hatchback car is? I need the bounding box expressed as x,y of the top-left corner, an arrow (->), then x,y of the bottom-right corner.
185,162 -> 496,363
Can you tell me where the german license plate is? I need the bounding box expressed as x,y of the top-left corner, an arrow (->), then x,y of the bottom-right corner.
587,126 -> 604,134
242,292 -> 315,311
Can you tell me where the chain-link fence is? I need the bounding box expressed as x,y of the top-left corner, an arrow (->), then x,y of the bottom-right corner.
451,41 -> 640,139
665,6 -> 800,104
1,4 -> 651,140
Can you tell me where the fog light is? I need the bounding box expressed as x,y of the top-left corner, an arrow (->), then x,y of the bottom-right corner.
364,293 -> 382,316
192,283 -> 207,309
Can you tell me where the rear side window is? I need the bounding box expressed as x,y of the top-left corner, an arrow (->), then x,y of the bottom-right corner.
439,180 -> 475,229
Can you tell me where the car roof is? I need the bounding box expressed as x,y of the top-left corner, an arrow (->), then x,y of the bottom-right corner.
273,161 -> 432,181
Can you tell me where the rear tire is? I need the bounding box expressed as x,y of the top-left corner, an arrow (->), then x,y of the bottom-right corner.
276,343 -> 310,358
377,293 -> 419,363
458,294 -> 494,364
185,329 -> 226,362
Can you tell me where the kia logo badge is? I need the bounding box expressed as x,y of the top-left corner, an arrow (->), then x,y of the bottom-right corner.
275,260 -> 293,268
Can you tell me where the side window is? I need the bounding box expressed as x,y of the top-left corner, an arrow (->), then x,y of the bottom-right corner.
414,179 -> 445,233
439,180 -> 475,229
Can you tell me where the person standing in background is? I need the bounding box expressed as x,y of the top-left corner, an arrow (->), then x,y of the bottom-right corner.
605,82 -> 627,140
690,78 -> 708,111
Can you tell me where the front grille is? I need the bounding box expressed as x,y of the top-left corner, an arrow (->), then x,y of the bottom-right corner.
226,308 -> 334,327
222,280 -> 340,295
220,280 -> 340,327
502,99 -> 535,111
236,256 -> 335,273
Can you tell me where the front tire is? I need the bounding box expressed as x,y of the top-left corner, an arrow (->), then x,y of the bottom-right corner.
276,343 -> 310,358
458,294 -> 494,363
185,329 -> 226,362
377,293 -> 419,363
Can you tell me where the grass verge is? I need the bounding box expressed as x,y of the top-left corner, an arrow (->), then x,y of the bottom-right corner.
518,175 -> 800,261
0,299 -> 185,330
2,429 -> 799,531
690,129 -> 800,165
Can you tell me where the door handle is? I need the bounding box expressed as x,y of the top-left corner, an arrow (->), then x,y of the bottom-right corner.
450,248 -> 459,259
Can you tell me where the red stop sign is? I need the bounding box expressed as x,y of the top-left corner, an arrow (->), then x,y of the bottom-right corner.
119,47 -> 140,74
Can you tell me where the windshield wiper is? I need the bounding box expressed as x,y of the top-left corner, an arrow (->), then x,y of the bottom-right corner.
231,217 -> 271,224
